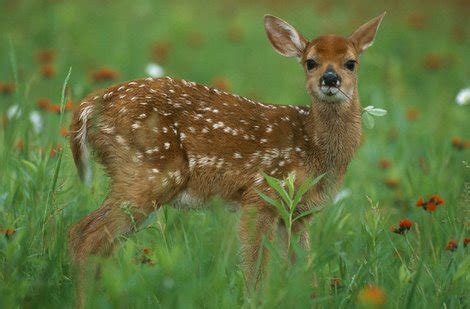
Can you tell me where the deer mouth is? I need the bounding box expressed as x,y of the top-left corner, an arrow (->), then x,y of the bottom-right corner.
320,85 -> 339,96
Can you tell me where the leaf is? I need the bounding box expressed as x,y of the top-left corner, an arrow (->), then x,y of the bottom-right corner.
292,174 -> 325,207
261,172 -> 291,206
367,108 -> 387,117
256,190 -> 290,224
363,105 -> 375,111
362,112 -> 375,129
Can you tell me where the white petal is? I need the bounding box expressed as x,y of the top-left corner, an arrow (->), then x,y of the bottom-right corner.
29,111 -> 43,133
145,63 -> 164,78
456,87 -> 470,106
7,105 -> 21,119
334,188 -> 352,204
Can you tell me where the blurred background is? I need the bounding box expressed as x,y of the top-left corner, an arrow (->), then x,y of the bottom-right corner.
0,0 -> 468,307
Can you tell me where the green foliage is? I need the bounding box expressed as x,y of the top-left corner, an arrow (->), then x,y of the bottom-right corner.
0,0 -> 468,308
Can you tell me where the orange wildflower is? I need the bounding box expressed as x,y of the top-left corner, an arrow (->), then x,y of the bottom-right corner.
151,41 -> 171,62
91,67 -> 119,83
35,48 -> 56,63
330,278 -> 342,290
391,219 -> 413,235
50,144 -> 63,158
358,285 -> 386,306
60,127 -> 69,137
464,238 -> 470,247
415,195 -> 444,212
406,106 -> 420,121
41,64 -> 56,78
378,158 -> 391,169
0,82 -> 15,95
65,100 -> 74,111
16,139 -> 24,151
384,177 -> 399,189
37,97 -> 52,110
47,104 -> 61,114
212,77 -> 231,91
2,228 -> 16,238
446,240 -> 458,251
423,54 -> 444,71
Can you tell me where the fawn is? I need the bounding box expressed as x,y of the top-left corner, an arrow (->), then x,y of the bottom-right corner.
69,12 -> 385,305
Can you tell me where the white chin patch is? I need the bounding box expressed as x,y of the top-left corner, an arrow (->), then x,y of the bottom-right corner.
320,86 -> 339,96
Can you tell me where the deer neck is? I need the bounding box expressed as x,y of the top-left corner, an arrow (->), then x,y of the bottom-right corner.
303,89 -> 362,184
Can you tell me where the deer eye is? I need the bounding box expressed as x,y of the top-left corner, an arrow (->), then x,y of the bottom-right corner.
345,60 -> 357,71
306,59 -> 318,70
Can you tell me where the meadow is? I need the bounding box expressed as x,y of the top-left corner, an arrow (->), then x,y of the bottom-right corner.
0,0 -> 469,307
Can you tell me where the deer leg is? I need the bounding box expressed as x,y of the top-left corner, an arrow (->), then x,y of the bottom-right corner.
69,171 -> 184,308
238,192 -> 278,292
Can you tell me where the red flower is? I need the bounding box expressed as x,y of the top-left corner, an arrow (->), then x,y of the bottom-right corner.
415,195 -> 444,212
91,67 -> 119,83
391,219 -> 413,235
446,240 -> 458,251
0,82 -> 16,95
358,285 -> 386,306
41,64 -> 56,78
330,278 -> 342,289
464,238 -> 470,248
36,49 -> 57,63
2,228 -> 16,238
37,98 -> 52,110
60,127 -> 69,137
378,159 -> 391,169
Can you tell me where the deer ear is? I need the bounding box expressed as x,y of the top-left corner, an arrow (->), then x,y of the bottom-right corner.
349,12 -> 386,54
264,15 -> 308,59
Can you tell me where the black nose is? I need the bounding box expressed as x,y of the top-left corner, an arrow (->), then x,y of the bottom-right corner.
322,71 -> 340,87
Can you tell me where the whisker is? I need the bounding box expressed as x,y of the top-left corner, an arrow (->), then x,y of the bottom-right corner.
337,87 -> 352,101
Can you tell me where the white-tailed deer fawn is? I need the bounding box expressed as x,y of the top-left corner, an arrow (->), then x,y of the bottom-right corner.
69,12 -> 385,306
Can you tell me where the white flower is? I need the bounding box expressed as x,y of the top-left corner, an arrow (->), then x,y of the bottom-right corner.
333,188 -> 352,204
456,87 -> 470,106
7,105 -> 21,119
29,111 -> 43,133
145,63 -> 164,78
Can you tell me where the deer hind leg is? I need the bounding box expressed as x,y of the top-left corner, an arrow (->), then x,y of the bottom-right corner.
238,189 -> 279,291
69,165 -> 187,308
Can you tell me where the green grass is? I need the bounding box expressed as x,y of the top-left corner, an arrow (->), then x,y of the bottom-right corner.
0,0 -> 469,307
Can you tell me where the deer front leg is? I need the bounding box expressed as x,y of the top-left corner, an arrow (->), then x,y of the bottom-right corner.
238,192 -> 278,292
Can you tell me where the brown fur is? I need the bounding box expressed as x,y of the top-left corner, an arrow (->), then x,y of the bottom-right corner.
69,13 -> 385,307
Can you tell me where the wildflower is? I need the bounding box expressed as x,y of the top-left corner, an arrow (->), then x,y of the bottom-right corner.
446,240 -> 458,251
139,247 -> 155,265
423,54 -> 444,70
391,219 -> 413,235
407,12 -> 426,30
330,278 -> 342,290
378,158 -> 391,169
212,77 -> 231,91
384,177 -> 399,189
357,285 -> 386,306
456,88 -> 470,106
40,64 -> 56,78
7,105 -> 21,119
65,100 -> 74,111
91,67 -> 119,83
37,98 -> 52,110
47,104 -> 62,114
415,195 -> 444,212
50,144 -> 63,158
60,127 -> 69,137
145,63 -> 164,78
29,111 -> 43,133
16,139 -> 24,151
0,82 -> 16,95
151,41 -> 170,62
406,106 -> 420,121
464,238 -> 470,247
2,228 -> 16,239
35,48 -> 56,63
